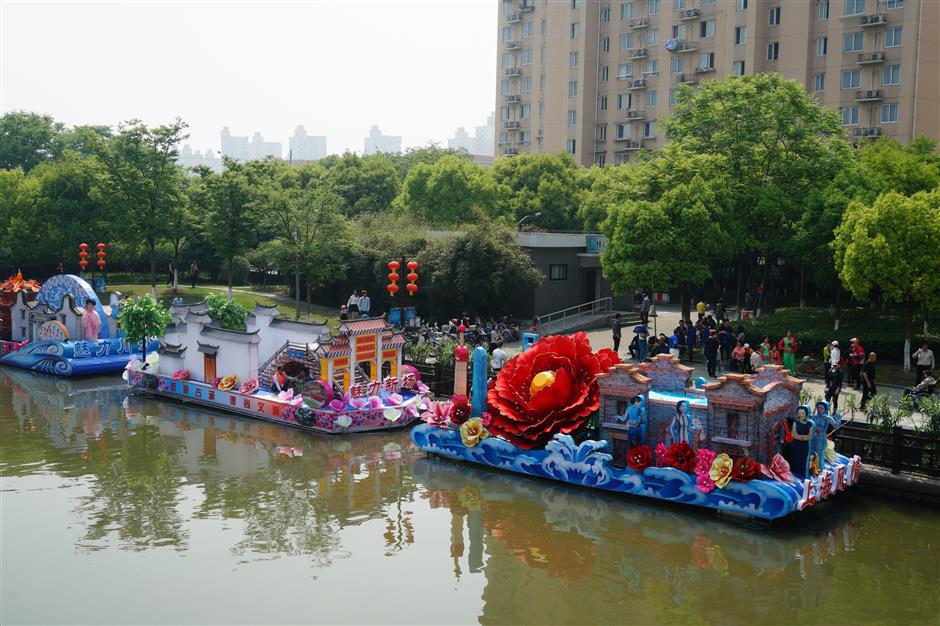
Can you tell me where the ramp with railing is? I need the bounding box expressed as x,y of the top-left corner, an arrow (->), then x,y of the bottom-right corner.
536,297 -> 638,335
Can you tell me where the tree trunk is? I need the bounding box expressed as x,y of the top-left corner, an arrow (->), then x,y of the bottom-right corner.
735,256 -> 744,321
833,276 -> 841,332
758,256 -> 771,317
294,260 -> 301,321
149,240 -> 157,299
141,337 -> 147,362
307,284 -> 313,321
227,255 -> 234,300
904,298 -> 913,370
799,265 -> 805,308
680,283 -> 690,322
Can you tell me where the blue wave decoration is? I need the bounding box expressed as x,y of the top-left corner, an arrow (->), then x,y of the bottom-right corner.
0,339 -> 157,377
410,424 -> 858,520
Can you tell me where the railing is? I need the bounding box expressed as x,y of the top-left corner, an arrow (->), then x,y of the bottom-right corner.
537,297 -> 613,335
258,340 -> 290,379
833,423 -> 939,476
858,51 -> 885,64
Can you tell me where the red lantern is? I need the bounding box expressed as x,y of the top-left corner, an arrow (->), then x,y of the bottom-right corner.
96,260 -> 106,269
388,272 -> 400,283
388,261 -> 400,271
79,243 -> 89,251
407,261 -> 419,271
79,260 -> 89,270
96,251 -> 106,259
406,283 -> 418,295
79,251 -> 89,259
386,283 -> 399,295
406,272 -> 418,282
96,243 -> 106,250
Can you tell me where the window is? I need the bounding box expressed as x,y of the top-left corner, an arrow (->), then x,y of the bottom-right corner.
572,0 -> 581,8
537,128 -> 543,144
734,26 -> 747,45
615,151 -> 630,165
500,106 -> 510,121
616,122 -> 629,139
620,32 -> 634,50
596,123 -> 608,140
520,130 -> 530,144
880,102 -> 898,123
669,88 -> 679,104
701,0 -> 716,4
816,36 -> 828,56
814,72 -> 825,91
542,18 -> 547,35
570,51 -> 579,67
698,52 -> 715,70
671,56 -> 684,73
672,24 -> 688,39
503,0 -> 513,14
621,2 -> 635,19
736,0 -> 747,10
673,0 -> 685,9
645,59 -> 658,74
498,131 -> 509,145
844,0 -> 864,15
843,32 -> 863,53
539,101 -> 544,117
648,0 -> 660,15
571,22 -> 580,38
600,65 -> 609,82
618,63 -> 633,79
549,264 -> 569,280
768,6 -> 780,25
522,49 -> 533,65
645,89 -> 657,107
646,29 -> 658,46
617,93 -> 631,109
521,103 -> 531,119
568,110 -> 577,126
732,60 -> 745,75
501,53 -> 510,68
886,26 -> 902,47
886,0 -> 904,9
501,79 -> 510,94
767,41 -> 779,60
598,95 -> 608,111
602,36 -> 610,53
643,120 -> 656,138
700,19 -> 715,38
502,26 -> 513,41
595,152 -> 607,167
602,5 -> 611,21
522,76 -> 532,92
840,69 -> 861,89
818,0 -> 829,19
841,106 -> 859,125
540,74 -> 545,89
523,22 -> 534,38
565,139 -> 576,155
568,80 -> 578,96
883,64 -> 900,85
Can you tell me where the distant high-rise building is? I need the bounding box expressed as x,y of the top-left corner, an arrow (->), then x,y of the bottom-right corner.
288,125 -> 327,161
363,125 -> 402,155
496,0 -> 939,167
177,145 -> 223,172
220,127 -> 282,161
448,112 -> 497,155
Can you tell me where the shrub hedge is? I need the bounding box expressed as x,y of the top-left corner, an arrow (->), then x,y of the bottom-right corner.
743,307 -> 938,362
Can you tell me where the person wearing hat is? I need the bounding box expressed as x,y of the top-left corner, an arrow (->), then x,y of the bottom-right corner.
339,304 -> 349,321
847,338 -> 865,389
829,340 -> 841,368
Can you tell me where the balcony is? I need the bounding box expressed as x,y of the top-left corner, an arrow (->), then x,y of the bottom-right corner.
507,12 -> 522,22
617,139 -> 646,150
505,41 -> 521,50
504,121 -> 521,129
503,147 -> 519,155
629,18 -> 650,29
625,78 -> 647,89
630,48 -> 648,59
677,8 -> 700,20
669,40 -> 699,53
625,110 -> 646,121
858,51 -> 886,64
853,127 -> 883,138
505,94 -> 521,103
860,14 -> 887,26
855,89 -> 883,101
675,73 -> 699,85
505,68 -> 522,77
695,66 -> 716,75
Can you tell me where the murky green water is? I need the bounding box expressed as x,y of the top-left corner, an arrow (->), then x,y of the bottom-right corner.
1,367 -> 938,625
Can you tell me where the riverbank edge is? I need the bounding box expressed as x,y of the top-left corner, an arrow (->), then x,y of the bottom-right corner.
858,465 -> 940,504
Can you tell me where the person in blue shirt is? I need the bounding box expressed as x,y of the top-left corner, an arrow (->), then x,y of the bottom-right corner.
685,319 -> 696,363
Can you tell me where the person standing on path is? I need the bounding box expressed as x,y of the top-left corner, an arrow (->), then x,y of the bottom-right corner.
357,290 -> 371,318
491,342 -> 508,374
189,262 -> 199,289
912,342 -> 935,384
778,331 -> 798,376
347,291 -> 360,319
640,293 -> 651,325
167,260 -> 176,286
685,319 -> 696,363
829,340 -> 841,368
612,313 -> 623,353
825,361 -> 844,414
704,330 -> 719,378
860,353 -> 878,410
847,338 -> 865,389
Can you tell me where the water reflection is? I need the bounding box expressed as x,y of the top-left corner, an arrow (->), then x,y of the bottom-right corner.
1,366 -> 938,625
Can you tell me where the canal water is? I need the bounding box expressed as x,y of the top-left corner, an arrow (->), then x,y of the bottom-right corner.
1,368 -> 938,625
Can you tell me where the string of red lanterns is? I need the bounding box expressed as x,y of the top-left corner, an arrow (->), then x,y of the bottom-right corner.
386,261 -> 400,295
406,261 -> 419,296
78,242 -> 107,272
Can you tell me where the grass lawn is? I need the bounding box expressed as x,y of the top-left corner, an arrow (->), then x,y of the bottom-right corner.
108,284 -> 339,330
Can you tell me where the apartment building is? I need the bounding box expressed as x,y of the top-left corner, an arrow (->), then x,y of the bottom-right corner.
495,0 -> 939,166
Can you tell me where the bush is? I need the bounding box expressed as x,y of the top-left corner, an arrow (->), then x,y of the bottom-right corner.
205,293 -> 247,331
745,307 -> 938,362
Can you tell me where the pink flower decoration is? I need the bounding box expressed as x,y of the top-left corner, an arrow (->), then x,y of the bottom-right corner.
417,383 -> 430,394
368,395 -> 384,409
386,393 -> 403,406
349,396 -> 368,409
696,472 -> 716,493
421,400 -> 453,427
328,399 -> 346,411
760,453 -> 794,483
654,443 -> 668,467
481,411 -> 493,428
695,449 -> 717,476
404,404 -> 418,417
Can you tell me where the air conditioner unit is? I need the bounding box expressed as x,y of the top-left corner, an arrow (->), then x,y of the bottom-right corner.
866,90 -> 879,98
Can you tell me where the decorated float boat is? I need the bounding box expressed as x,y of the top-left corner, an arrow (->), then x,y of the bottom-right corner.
126,303 -> 428,434
0,273 -> 155,376
411,333 -> 861,522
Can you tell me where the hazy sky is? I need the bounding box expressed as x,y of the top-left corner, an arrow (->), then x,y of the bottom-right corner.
1,0 -> 497,155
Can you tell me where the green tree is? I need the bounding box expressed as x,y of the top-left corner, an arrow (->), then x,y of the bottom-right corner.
84,119 -> 189,297
601,147 -> 735,318
196,158 -> 260,298
833,190 -> 940,369
663,73 -> 850,311
0,168 -> 41,268
321,153 -> 400,217
492,153 -> 584,230
418,223 -> 542,318
118,295 -> 172,359
387,144 -> 472,180
394,154 -> 496,224
0,111 -> 64,172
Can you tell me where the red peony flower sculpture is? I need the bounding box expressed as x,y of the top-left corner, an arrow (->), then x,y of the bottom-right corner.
663,442 -> 698,473
486,332 -> 620,449
627,445 -> 653,472
732,456 -> 760,482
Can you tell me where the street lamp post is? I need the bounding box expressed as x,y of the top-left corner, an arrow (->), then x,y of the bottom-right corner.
517,211 -> 542,228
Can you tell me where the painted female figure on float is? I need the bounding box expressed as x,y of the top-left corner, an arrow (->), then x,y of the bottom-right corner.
669,400 -> 698,448
790,405 -> 816,478
83,300 -> 101,342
